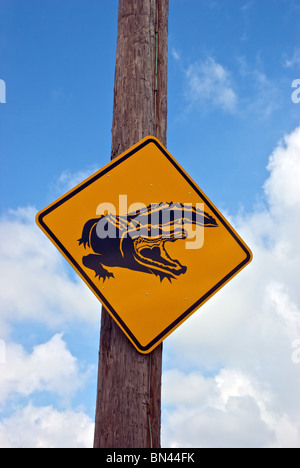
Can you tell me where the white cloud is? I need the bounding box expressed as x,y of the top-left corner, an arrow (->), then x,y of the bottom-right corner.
0,206 -> 99,336
163,367 -> 300,448
0,334 -> 91,404
264,127 -> 300,214
240,1 -> 254,12
53,167 -> 99,198
162,369 -> 218,408
171,48 -> 180,62
237,56 -> 279,118
183,55 -> 279,118
0,403 -> 94,448
283,48 -> 300,68
162,126 -> 300,447
162,369 -> 275,448
185,57 -> 238,113
0,334 -> 94,447
248,70 -> 279,118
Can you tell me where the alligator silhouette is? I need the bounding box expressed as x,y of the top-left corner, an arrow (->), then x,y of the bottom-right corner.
78,202 -> 218,282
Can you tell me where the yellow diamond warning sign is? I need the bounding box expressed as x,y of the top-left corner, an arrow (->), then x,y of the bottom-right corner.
36,137 -> 252,353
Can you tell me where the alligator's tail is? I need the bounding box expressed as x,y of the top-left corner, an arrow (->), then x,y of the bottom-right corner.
78,218 -> 100,249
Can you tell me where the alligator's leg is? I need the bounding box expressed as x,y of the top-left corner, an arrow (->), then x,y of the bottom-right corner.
82,254 -> 114,281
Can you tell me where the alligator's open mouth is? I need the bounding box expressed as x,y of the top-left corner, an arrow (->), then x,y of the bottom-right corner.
133,236 -> 187,278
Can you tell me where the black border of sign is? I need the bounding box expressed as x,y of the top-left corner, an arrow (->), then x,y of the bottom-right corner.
37,137 -> 252,353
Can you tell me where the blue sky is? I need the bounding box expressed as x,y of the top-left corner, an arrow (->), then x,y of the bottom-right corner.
1,0 -> 300,448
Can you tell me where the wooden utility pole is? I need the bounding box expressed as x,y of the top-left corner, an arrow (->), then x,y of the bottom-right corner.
93,0 -> 169,449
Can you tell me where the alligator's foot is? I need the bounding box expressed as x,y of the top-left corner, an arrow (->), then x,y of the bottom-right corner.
82,254 -> 114,281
